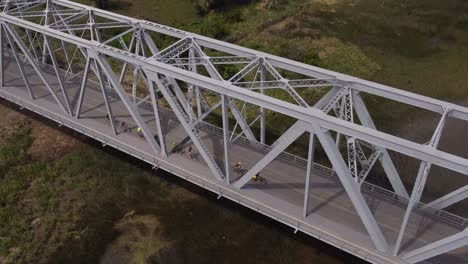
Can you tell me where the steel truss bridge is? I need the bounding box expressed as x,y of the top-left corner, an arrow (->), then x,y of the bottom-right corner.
0,1 -> 468,263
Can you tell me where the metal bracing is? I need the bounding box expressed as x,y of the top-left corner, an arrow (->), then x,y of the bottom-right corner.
3,22 -> 69,113
352,91 -> 409,197
303,132 -> 315,218
2,23 -> 34,98
2,1 -> 468,262
191,40 -> 257,142
44,35 -> 73,113
74,54 -> 90,118
221,95 -> 231,183
93,57 -> 117,135
233,121 -> 307,188
6,10 -> 466,177
148,78 -> 167,157
402,228 -> 468,263
393,108 -> 450,256
312,125 -> 389,252
91,50 -> 162,156
426,185 -> 468,210
149,72 -> 225,181
259,63 -> 266,144
262,60 -> 309,108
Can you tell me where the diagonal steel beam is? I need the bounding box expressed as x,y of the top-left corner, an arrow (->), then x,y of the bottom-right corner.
91,50 -> 162,155
3,22 -> 69,113
93,58 -> 118,135
263,60 -> 309,108
402,228 -> 468,263
312,124 -> 389,252
192,40 -> 257,141
148,78 -> 167,157
234,121 -> 306,188
149,72 -> 225,181
426,185 -> 468,210
74,54 -> 90,118
352,90 -> 409,198
303,132 -> 315,217
393,108 -> 450,256
3,24 -> 34,98
44,35 -> 73,113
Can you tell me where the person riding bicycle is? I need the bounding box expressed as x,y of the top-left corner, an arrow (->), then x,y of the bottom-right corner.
252,173 -> 265,183
234,161 -> 242,175
136,127 -> 143,137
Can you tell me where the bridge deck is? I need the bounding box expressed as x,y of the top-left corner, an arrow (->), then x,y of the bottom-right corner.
1,55 -> 467,264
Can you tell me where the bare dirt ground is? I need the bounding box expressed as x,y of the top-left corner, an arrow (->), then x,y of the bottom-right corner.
0,100 -> 80,161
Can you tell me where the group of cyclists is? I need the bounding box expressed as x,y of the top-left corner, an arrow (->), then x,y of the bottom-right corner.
116,117 -> 265,183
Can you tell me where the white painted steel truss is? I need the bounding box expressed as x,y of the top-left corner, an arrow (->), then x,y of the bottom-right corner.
0,1 -> 468,263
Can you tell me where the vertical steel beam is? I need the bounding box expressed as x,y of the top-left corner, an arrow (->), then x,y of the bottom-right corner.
259,62 -> 266,144
148,78 -> 167,157
75,55 -> 91,118
94,58 -> 118,135
303,132 -> 315,217
222,94 -> 231,183
312,125 -> 389,252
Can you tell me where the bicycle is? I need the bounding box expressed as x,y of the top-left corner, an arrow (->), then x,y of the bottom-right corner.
253,175 -> 267,183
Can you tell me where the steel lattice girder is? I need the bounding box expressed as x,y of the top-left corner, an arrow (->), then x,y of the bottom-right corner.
2,0 -> 468,262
